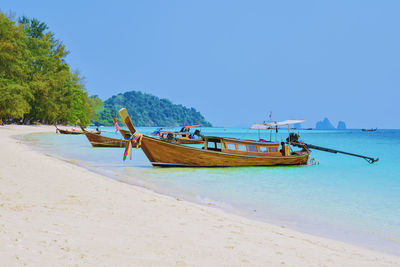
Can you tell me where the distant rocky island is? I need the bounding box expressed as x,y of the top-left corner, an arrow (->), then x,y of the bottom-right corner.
337,121 -> 347,129
315,118 -> 347,130
92,91 -> 212,127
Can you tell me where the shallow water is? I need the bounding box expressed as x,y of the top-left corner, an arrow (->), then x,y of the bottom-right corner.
23,127 -> 400,255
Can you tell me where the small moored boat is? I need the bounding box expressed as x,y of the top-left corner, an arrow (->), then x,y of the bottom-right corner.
362,128 -> 377,132
55,124 -> 99,135
57,128 -> 85,134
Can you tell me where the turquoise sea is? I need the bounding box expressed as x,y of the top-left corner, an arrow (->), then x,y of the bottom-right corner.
23,127 -> 400,255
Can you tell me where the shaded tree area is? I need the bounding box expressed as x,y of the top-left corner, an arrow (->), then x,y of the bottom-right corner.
93,91 -> 212,127
0,12 -> 101,125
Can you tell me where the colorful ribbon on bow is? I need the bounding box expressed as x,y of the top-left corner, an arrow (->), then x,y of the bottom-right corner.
123,131 -> 143,160
114,121 -> 121,133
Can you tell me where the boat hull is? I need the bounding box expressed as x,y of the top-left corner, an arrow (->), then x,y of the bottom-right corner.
84,132 -> 128,147
141,136 -> 309,167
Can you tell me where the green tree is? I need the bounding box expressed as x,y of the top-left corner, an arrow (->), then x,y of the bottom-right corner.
0,13 -> 32,119
19,16 -> 72,123
0,12 -> 102,124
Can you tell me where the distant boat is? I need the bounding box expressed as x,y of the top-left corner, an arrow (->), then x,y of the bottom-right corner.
305,128 -> 312,130
119,108 -> 310,167
57,128 -> 85,135
362,128 -> 377,132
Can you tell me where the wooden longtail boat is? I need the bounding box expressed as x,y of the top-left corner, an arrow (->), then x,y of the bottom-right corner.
55,124 -> 85,135
84,132 -> 128,147
119,108 -> 310,167
55,123 -> 101,135
57,128 -> 85,134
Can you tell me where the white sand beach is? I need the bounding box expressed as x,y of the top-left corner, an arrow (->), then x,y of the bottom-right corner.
0,125 -> 399,266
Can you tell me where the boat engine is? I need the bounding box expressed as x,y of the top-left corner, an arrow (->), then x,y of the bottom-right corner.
194,129 -> 203,137
286,132 -> 300,143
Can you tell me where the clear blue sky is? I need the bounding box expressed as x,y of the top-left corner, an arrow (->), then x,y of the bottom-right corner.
2,0 -> 399,128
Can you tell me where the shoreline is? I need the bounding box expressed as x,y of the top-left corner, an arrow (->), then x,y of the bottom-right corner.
1,125 -> 399,266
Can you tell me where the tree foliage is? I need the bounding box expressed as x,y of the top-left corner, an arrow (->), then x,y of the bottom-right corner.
92,91 -> 212,127
0,13 -> 32,119
0,12 -> 99,125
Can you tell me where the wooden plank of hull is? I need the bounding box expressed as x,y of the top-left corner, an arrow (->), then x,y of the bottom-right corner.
141,136 -> 309,167
84,132 -> 128,148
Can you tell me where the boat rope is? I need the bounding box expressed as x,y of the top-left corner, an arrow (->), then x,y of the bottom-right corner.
123,131 -> 143,161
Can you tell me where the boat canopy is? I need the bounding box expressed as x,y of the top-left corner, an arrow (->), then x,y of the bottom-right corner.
250,120 -> 305,130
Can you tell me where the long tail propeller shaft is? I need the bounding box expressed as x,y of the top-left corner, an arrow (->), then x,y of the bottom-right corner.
290,142 -> 379,164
